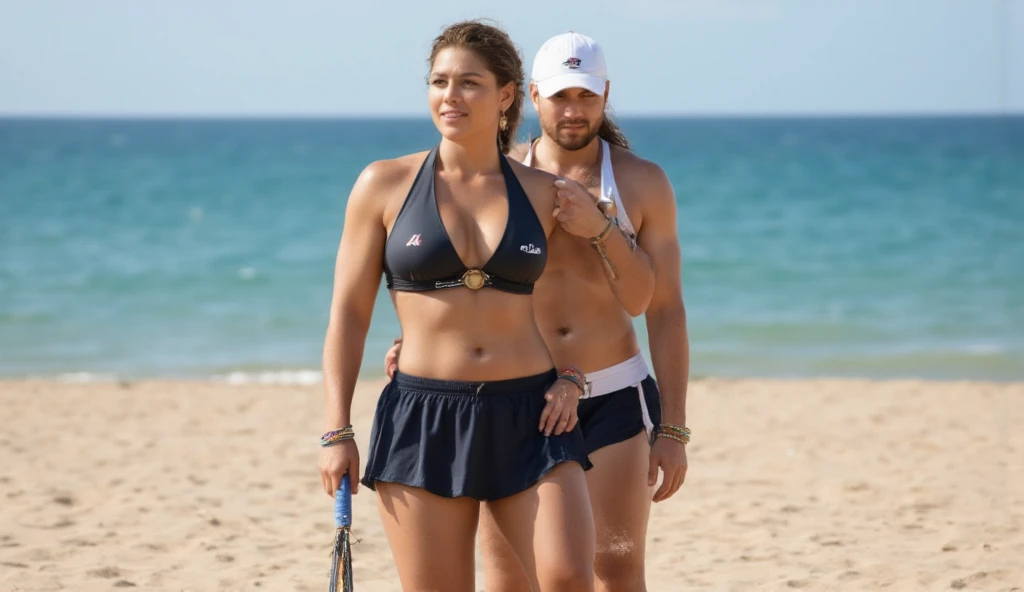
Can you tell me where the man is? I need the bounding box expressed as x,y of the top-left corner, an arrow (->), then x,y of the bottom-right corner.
386,31 -> 691,591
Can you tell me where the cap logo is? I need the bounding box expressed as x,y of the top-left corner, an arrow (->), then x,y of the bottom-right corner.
563,57 -> 582,69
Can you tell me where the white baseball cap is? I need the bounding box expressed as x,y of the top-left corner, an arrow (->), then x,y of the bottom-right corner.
531,31 -> 608,98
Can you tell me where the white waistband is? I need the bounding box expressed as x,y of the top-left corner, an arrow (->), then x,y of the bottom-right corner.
585,353 -> 649,398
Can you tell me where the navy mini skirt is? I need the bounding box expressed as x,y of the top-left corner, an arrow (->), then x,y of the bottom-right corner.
361,368 -> 593,501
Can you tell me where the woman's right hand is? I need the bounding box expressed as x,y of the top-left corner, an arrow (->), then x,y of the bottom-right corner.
318,440 -> 360,496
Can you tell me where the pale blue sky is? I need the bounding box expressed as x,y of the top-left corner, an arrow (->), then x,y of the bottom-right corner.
2,0 -> 1022,116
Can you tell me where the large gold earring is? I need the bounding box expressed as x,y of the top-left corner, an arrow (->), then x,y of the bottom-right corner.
499,113 -> 508,131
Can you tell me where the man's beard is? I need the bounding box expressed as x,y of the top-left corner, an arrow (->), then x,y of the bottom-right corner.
541,117 -> 601,151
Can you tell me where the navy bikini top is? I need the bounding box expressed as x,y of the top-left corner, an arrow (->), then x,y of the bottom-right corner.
383,146 -> 547,294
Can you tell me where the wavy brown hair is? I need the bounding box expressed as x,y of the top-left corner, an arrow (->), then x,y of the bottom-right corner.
429,20 -> 525,154
598,110 -> 631,150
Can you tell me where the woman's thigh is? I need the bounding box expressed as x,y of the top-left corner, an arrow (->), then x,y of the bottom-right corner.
375,481 -> 480,592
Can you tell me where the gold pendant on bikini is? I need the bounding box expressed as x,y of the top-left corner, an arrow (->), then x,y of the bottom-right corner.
462,269 -> 488,290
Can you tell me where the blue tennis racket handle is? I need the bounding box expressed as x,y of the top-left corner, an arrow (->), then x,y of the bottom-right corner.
334,474 -> 352,528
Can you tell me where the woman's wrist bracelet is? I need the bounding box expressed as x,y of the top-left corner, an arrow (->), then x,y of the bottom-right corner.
321,426 -> 355,447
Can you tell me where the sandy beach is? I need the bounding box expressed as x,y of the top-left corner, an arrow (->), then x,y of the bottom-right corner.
1,377 -> 1022,591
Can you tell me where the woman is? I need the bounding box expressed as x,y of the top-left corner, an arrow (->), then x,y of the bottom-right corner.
317,20 -> 596,592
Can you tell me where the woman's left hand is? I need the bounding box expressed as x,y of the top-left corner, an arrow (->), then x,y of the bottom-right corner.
539,377 -> 582,436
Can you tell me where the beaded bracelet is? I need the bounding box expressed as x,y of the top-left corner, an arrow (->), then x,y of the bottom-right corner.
321,433 -> 354,447
557,374 -> 584,396
321,426 -> 355,447
322,426 -> 353,440
660,423 -> 691,436
655,424 -> 691,444
589,218 -> 619,279
559,366 -> 586,386
556,367 -> 586,397
656,431 -> 689,445
589,218 -> 616,246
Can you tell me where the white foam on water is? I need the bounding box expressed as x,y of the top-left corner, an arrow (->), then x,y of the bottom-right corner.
962,343 -> 1005,355
56,372 -> 120,383
216,369 -> 322,386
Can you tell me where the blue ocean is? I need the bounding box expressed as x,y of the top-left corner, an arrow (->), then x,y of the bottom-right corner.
1,116 -> 1022,382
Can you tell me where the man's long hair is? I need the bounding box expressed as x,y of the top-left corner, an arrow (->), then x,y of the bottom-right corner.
597,111 -> 630,150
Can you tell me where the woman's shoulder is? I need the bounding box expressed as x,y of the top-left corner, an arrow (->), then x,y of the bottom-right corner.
345,151 -> 432,221
355,151 -> 432,192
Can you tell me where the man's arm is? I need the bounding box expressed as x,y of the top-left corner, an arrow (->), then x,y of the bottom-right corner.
553,177 -> 655,316
635,162 -> 690,502
512,140 -> 654,315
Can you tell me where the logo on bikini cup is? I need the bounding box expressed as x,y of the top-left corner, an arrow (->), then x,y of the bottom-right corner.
520,244 -> 542,255
406,234 -> 422,247
563,57 -> 582,69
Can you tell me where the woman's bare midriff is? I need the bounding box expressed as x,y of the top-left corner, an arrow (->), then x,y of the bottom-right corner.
391,289 -> 555,382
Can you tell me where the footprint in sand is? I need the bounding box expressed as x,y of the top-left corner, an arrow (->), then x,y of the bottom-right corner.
950,571 -> 989,589
87,566 -> 121,578
197,496 -> 222,507
844,481 -> 871,492
28,517 -> 77,529
22,548 -> 54,561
